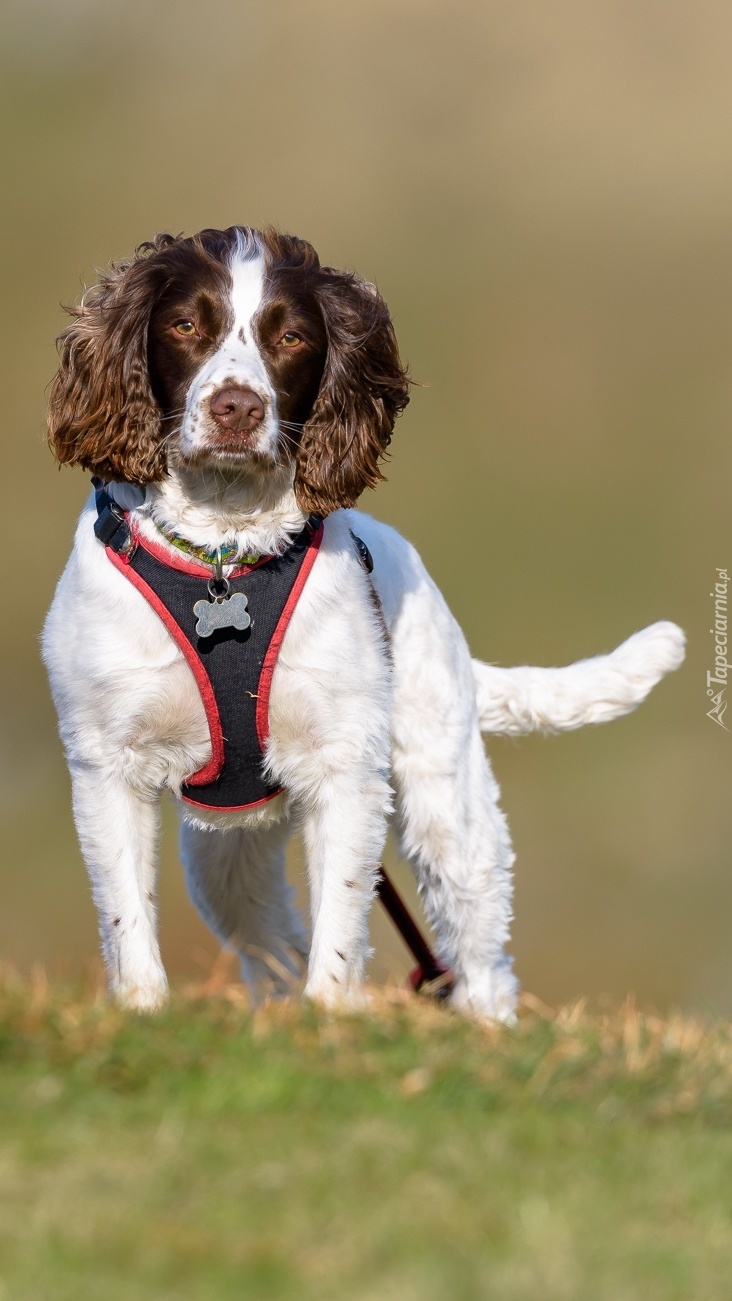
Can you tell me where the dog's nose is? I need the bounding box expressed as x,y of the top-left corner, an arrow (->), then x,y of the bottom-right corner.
209,386 -> 265,433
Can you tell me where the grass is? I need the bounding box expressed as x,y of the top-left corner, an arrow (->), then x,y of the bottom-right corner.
1,968 -> 731,1300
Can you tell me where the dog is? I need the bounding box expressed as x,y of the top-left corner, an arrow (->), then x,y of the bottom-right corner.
43,226 -> 685,1021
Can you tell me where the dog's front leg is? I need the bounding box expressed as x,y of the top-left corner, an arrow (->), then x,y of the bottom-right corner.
301,767 -> 390,1009
70,763 -> 168,1011
265,524 -> 393,1009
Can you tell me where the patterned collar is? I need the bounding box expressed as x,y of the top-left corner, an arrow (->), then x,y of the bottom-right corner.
152,520 -> 263,568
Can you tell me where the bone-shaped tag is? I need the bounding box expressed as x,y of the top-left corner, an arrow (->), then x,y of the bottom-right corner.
193,592 -> 251,638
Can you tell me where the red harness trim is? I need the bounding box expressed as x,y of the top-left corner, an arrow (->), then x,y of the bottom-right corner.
181,789 -> 283,814
256,530 -> 323,749
106,543 -> 225,785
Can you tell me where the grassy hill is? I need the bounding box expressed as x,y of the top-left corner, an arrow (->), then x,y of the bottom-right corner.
1,969 -> 731,1300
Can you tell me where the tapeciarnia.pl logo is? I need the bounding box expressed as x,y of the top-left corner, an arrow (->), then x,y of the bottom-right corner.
707,567 -> 729,729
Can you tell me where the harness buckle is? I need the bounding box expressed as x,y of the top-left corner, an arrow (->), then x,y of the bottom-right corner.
93,501 -> 133,554
92,480 -> 134,555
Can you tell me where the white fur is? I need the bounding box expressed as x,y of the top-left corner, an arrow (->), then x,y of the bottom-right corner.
177,242 -> 282,466
43,486 -> 684,1022
472,621 -> 686,736
43,252 -> 685,1023
44,502 -> 392,1012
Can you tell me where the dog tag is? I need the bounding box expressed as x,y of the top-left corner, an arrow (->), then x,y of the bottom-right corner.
193,583 -> 251,638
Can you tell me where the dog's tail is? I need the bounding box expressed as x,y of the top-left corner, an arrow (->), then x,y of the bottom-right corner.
472,621 -> 685,735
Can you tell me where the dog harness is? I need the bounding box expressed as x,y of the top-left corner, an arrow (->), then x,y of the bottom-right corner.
94,486 -> 324,812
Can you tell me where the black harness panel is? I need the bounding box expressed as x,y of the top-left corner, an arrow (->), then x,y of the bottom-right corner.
105,518 -> 323,811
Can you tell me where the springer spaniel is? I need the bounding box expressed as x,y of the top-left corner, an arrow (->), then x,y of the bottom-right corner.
43,226 -> 684,1021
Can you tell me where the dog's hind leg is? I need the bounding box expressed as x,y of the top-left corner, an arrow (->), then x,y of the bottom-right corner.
180,819 -> 309,1000
392,715 -> 518,1024
386,576 -> 518,1023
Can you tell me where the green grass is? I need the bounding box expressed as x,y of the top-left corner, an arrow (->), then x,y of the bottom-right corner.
1,971 -> 731,1300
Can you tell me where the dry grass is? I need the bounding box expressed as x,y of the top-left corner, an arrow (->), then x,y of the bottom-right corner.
3,963 -> 732,1123
2,966 -> 732,1298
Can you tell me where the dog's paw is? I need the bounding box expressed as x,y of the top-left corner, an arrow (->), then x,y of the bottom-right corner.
303,978 -> 371,1014
114,978 -> 169,1014
450,960 -> 519,1026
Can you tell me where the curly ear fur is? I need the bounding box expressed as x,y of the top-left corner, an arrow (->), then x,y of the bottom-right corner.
294,271 -> 410,515
47,233 -> 180,484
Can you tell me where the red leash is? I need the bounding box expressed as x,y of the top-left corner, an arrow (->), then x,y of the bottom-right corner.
375,865 -> 454,998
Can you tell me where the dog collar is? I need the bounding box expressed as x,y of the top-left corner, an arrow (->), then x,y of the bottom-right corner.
91,478 -> 323,569
150,521 -> 262,568
91,479 -> 261,567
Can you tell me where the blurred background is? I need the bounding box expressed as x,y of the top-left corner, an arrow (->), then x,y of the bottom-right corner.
1,0 -> 730,1013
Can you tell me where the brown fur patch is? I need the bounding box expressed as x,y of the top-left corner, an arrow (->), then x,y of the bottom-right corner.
48,225 -> 411,505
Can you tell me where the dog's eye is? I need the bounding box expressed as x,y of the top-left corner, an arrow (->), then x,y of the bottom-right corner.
279,332 -> 303,348
173,320 -> 198,337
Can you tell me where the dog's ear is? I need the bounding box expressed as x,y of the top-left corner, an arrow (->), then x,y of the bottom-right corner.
294,271 -> 410,515
47,234 -> 179,485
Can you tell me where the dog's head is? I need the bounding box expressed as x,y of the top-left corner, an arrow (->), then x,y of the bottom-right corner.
48,227 -> 410,515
